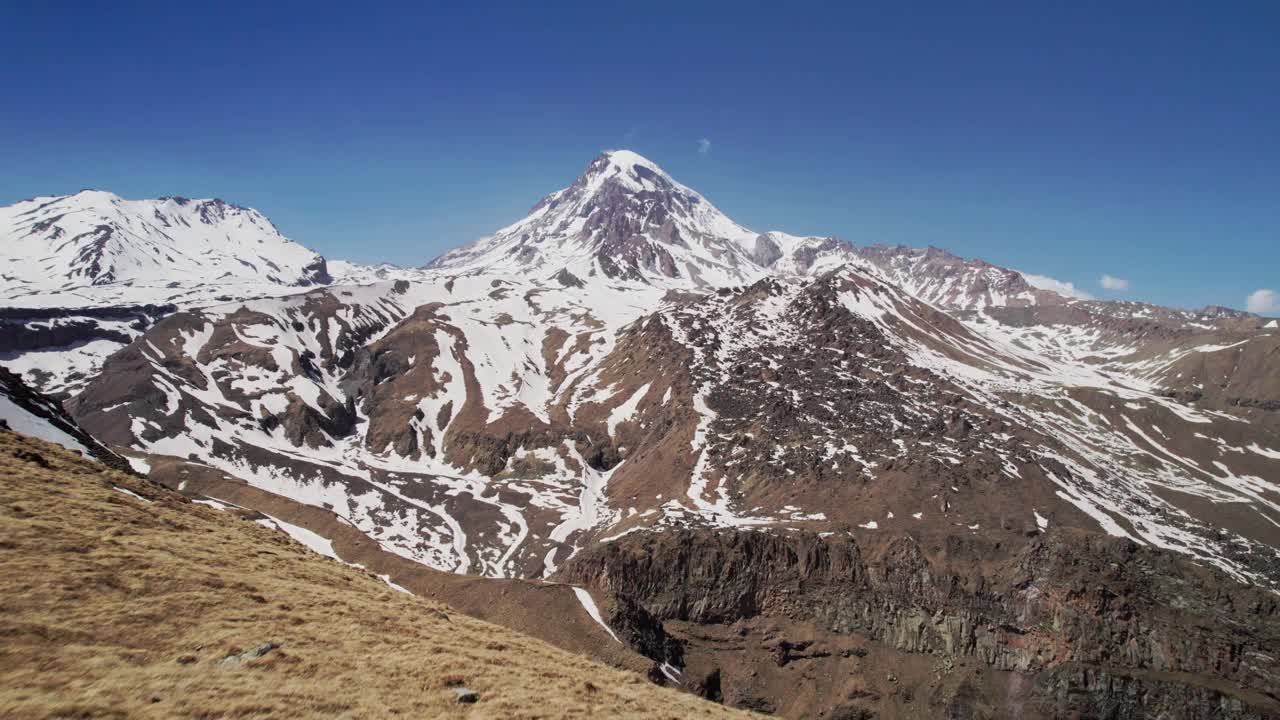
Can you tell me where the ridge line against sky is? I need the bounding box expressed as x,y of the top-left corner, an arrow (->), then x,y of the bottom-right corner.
1,2 -> 1276,312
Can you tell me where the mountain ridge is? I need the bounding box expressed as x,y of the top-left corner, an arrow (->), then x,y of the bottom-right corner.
0,152 -> 1258,316
0,189 -> 330,308
2,151 -> 1279,718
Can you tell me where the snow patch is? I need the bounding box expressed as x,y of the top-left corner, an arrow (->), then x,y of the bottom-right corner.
572,586 -> 621,643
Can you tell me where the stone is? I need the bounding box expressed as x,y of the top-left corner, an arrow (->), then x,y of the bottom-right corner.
451,687 -> 480,704
216,641 -> 277,667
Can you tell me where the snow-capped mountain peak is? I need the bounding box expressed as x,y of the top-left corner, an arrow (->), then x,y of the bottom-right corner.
424,151 -> 1067,310
0,190 -> 330,307
428,150 -> 773,287
579,149 -> 679,193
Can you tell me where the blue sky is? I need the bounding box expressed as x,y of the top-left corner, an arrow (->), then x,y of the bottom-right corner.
2,2 -> 1276,310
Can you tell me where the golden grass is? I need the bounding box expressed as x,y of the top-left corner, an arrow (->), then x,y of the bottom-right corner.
0,430 -> 753,719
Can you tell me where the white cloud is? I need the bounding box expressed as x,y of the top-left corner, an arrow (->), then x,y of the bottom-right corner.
1019,272 -> 1094,300
1100,274 -> 1130,291
697,138 -> 711,155
1246,288 -> 1279,314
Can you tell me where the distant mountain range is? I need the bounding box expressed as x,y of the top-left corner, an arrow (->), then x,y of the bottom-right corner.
2,151 -> 1278,718
0,191 -> 329,305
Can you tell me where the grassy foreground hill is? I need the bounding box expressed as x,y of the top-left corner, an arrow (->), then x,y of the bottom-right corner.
0,428 -> 752,719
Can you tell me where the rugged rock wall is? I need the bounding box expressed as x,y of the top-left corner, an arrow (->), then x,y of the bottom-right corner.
560,529 -> 1280,718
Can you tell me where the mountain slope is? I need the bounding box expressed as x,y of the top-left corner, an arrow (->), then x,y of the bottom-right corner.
65,262 -> 1280,588
0,364 -> 133,471
0,190 -> 330,308
855,243 -> 1069,309
427,150 -> 1077,311
428,150 -> 854,288
0,427 -> 752,719
0,152 -> 1086,400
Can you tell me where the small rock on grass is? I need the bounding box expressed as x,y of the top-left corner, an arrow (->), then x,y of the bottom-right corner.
216,642 -> 278,668
450,687 -> 480,703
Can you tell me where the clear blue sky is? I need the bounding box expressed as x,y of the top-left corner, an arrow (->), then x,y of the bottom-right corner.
2,1 -> 1277,310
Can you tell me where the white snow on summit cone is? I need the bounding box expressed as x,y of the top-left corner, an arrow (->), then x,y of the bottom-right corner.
0,190 -> 330,307
426,150 -> 1076,311
0,154 -> 1076,313
427,150 -> 857,287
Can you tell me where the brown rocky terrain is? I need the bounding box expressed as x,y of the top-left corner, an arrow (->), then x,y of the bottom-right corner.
561,529 -> 1280,719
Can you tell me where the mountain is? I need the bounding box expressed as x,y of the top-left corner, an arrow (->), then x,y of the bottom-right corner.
328,259 -> 431,284
0,190 -> 330,308
0,156 -> 1085,399
427,150 -> 1074,312
0,190 -> 338,396
427,150 -> 855,287
61,260 -> 1280,716
854,243 -> 1070,309
5,151 -> 1280,718
0,427 -> 750,719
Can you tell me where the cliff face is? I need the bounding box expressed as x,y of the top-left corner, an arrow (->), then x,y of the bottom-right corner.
560,529 -> 1280,719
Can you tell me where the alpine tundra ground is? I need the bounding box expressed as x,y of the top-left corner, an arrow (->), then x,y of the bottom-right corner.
0,428 -> 753,719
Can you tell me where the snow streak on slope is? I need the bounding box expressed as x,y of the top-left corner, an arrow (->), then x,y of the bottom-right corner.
0,392 -> 92,456
881,298 -> 1280,586
69,272 -> 675,578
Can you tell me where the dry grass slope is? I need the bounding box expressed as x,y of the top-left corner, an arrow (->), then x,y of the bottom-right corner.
0,429 -> 754,719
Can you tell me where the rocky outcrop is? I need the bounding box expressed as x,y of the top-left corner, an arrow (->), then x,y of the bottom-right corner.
299,256 -> 332,286
0,305 -> 171,351
0,304 -> 174,396
605,594 -> 685,668
1035,665 -> 1279,720
279,392 -> 357,449
560,528 -> 1280,718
